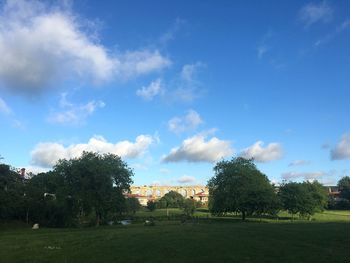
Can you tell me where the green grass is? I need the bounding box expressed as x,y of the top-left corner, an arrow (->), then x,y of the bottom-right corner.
1,210 -> 350,263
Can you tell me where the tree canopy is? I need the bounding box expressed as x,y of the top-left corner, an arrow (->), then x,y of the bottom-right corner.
338,176 -> 350,201
278,181 -> 327,218
208,157 -> 278,220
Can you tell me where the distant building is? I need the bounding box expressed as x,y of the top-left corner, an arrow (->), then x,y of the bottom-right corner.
126,185 -> 209,206
325,186 -> 341,200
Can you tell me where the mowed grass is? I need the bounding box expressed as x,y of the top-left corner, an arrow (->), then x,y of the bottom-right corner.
1,210 -> 350,263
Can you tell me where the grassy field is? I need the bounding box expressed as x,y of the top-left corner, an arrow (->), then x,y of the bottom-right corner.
1,210 -> 350,263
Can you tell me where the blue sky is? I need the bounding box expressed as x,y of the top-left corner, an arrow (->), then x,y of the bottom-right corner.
0,0 -> 349,186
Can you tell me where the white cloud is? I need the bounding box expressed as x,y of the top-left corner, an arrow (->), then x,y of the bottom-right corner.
48,94 -> 105,125
298,1 -> 333,27
288,160 -> 310,166
331,133 -> 350,160
168,109 -> 203,134
240,141 -> 283,162
177,175 -> 196,184
31,134 -> 154,167
162,133 -> 233,163
281,171 -> 324,181
0,97 -> 11,115
0,0 -> 170,95
136,79 -> 163,101
118,50 -> 170,79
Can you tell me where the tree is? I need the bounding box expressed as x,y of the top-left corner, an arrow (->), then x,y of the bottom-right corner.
126,197 -> 141,214
51,152 -> 133,226
159,191 -> 185,216
279,181 -> 327,219
208,157 -> 278,220
146,200 -> 156,212
183,198 -> 196,217
338,176 -> 350,201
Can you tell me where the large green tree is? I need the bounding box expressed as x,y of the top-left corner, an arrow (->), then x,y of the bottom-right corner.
208,157 -> 279,220
51,152 -> 133,226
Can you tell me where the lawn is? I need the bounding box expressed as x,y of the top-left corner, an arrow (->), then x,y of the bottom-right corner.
1,210 -> 350,263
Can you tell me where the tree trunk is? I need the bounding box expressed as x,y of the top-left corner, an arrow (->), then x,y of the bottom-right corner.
26,208 -> 29,224
96,212 -> 100,227
242,211 -> 246,221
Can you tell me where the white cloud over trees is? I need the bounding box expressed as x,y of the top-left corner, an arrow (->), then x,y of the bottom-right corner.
31,135 -> 155,167
240,141 -> 283,162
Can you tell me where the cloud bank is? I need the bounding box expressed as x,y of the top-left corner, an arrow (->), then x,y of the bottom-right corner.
0,0 -> 170,95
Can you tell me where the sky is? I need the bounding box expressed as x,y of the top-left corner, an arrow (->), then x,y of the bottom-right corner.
0,0 -> 349,186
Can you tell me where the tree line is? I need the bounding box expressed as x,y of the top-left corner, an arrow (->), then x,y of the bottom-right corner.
1,153 -> 350,226
208,157 -> 350,220
0,152 -> 135,227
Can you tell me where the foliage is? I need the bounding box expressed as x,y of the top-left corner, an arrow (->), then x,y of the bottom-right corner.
278,181 -> 328,218
158,191 -> 185,208
338,176 -> 350,201
183,198 -> 196,216
208,157 -> 279,220
126,197 -> 141,214
146,200 -> 156,212
0,164 -> 25,220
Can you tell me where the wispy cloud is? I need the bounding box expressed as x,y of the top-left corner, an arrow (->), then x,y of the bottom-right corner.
47,93 -> 105,125
170,62 -> 205,102
168,109 -> 203,134
177,175 -> 196,184
314,19 -> 350,47
257,31 -> 273,59
288,160 -> 311,166
138,62 -> 206,103
0,97 -> 12,115
136,79 -> 163,101
298,1 -> 333,28
159,18 -> 186,46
